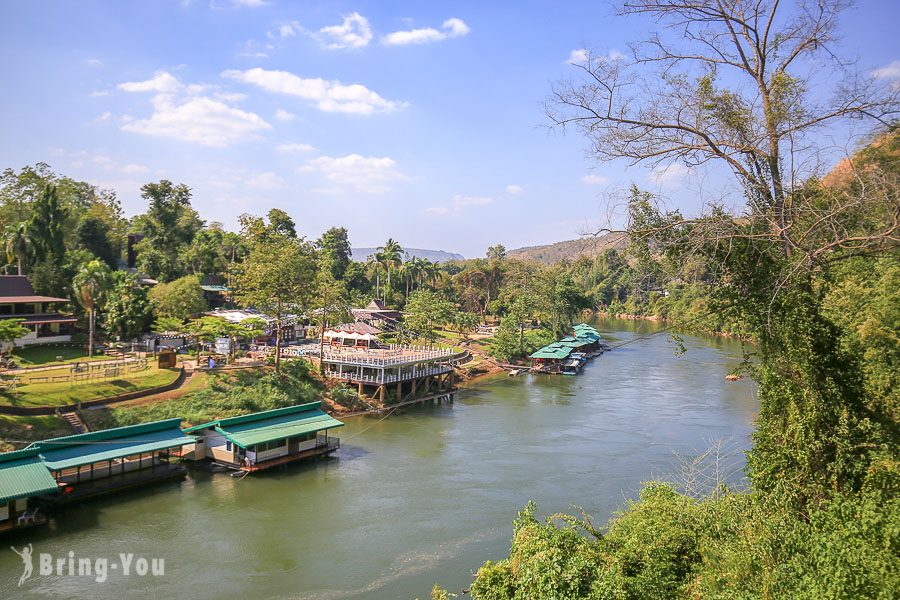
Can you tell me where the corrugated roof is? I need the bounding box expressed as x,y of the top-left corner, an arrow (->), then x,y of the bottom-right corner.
530,346 -> 573,359
32,419 -> 195,471
0,448 -> 58,504
184,402 -> 344,449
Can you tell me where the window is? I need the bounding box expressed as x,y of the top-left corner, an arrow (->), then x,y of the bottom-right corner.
225,441 -> 232,452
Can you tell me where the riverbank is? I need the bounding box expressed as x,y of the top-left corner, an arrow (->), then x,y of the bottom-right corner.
594,310 -> 753,342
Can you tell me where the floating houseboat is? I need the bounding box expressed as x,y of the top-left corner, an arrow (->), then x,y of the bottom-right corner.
183,402 -> 343,472
28,419 -> 197,504
529,323 -> 605,374
0,448 -> 58,532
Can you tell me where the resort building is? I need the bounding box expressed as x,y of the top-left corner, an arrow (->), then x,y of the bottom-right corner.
0,275 -> 76,347
319,344 -> 458,405
322,322 -> 382,349
351,299 -> 403,329
0,447 -> 58,532
183,402 -> 343,472
25,418 -> 196,503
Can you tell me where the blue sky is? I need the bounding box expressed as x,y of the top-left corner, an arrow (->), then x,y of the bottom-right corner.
1,1 -> 897,257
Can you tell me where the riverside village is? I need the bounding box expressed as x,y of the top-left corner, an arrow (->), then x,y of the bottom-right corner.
0,1 -> 896,598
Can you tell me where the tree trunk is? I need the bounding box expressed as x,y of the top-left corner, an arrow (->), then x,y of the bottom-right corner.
16,252 -> 23,276
274,320 -> 282,373
87,308 -> 94,357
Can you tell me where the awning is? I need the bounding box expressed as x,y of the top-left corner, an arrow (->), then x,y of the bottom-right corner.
0,449 -> 58,504
33,419 -> 196,471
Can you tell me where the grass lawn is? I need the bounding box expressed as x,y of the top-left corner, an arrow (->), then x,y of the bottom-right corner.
0,365 -> 182,408
11,345 -> 109,366
0,415 -> 70,450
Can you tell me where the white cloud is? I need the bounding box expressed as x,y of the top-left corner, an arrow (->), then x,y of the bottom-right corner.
872,60 -> 900,79
274,108 -> 295,121
300,154 -> 408,194
649,163 -> 693,186
452,194 -> 492,207
232,0 -> 266,7
316,12 -> 372,49
84,58 -> 104,67
426,194 -> 493,216
121,163 -> 150,174
567,48 -> 624,64
567,49 -> 588,64
382,17 -> 470,46
222,67 -> 405,115
119,71 -> 183,93
118,71 -> 271,146
89,90 -> 109,97
276,142 -> 316,153
122,94 -> 271,146
278,21 -> 301,38
245,171 -> 285,189
581,174 -> 609,185
215,91 -> 247,102
505,184 -> 524,195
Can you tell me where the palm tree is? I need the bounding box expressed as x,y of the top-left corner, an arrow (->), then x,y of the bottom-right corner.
4,222 -> 31,275
367,253 -> 383,300
376,239 -> 403,300
73,260 -> 112,357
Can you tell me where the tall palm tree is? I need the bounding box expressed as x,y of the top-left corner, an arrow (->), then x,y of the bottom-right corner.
377,238 -> 403,300
4,222 -> 31,275
73,260 -> 112,357
367,253 -> 383,300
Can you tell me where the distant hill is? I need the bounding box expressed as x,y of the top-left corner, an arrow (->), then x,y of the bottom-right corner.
351,247 -> 465,263
508,232 -> 628,264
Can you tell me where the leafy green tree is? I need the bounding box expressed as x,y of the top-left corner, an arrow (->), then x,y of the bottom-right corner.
152,316 -> 185,334
184,316 -> 225,367
317,226 -> 352,280
30,185 -> 66,265
404,290 -> 454,342
234,229 -> 317,372
487,244 -> 507,260
148,275 -> 208,321
266,208 -> 297,238
73,259 -> 112,356
314,265 -> 351,373
0,318 -> 29,349
131,180 -> 203,281
74,215 -> 118,268
103,271 -> 150,341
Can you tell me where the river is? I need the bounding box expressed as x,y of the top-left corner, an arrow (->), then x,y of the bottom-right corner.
0,318 -> 758,599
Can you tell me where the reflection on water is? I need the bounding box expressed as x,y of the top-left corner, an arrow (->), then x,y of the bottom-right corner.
0,318 -> 757,600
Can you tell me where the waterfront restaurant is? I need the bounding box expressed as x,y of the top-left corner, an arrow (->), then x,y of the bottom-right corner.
0,447 -> 59,532
183,402 -> 344,472
26,418 -> 196,503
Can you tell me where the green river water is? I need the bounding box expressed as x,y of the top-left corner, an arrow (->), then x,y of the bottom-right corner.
0,318 -> 758,599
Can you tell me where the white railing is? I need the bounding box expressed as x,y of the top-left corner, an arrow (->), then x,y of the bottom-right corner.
325,365 -> 452,384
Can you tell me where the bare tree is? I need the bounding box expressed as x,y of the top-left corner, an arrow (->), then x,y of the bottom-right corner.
547,0 -> 898,265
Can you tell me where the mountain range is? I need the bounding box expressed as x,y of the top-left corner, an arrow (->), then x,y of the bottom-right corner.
351,247 -> 466,263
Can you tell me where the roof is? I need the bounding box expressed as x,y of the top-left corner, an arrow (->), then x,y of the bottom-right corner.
200,285 -> 230,293
0,448 -> 59,504
0,275 -> 68,303
326,322 -> 382,335
16,314 -> 77,325
30,419 -> 195,471
366,299 -> 388,310
184,402 -> 344,449
530,345 -> 573,359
